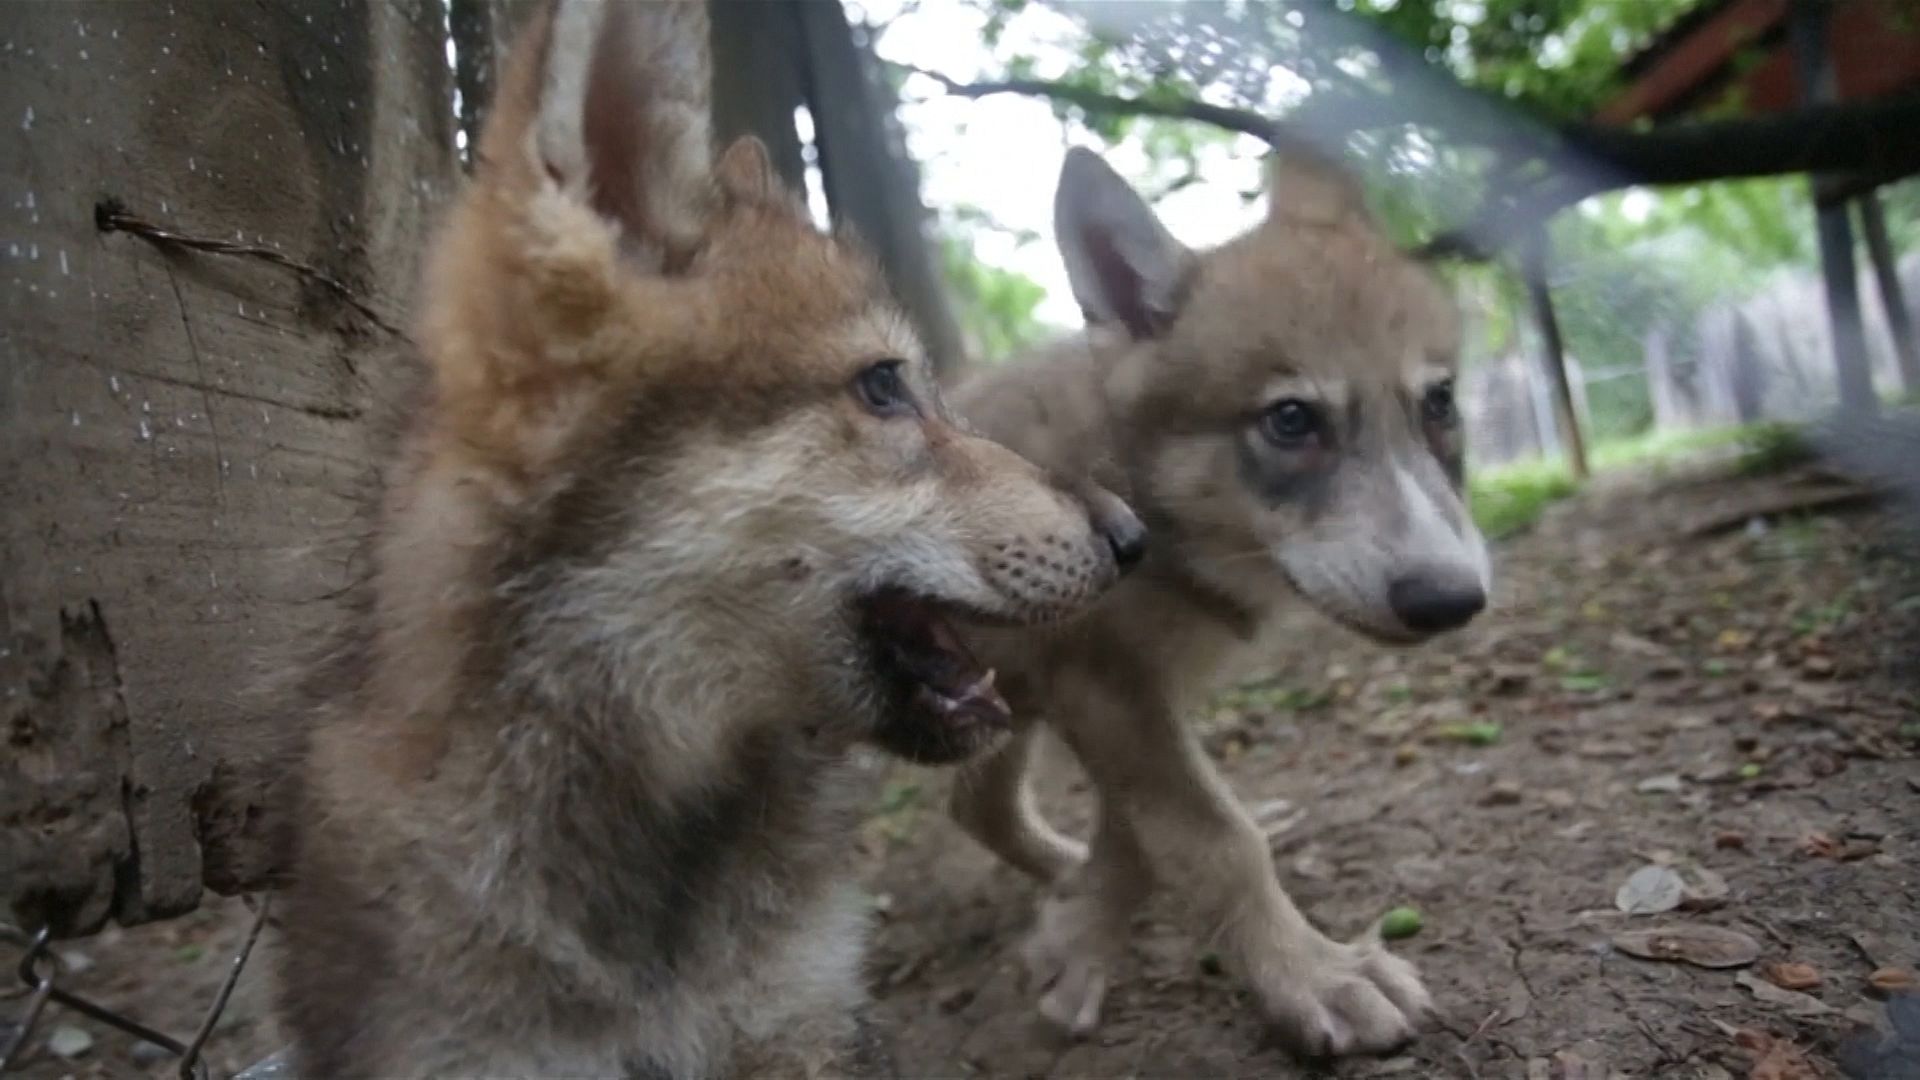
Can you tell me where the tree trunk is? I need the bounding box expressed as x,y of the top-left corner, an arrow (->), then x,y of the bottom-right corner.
710,2 -> 809,194
2,1 -> 460,934
793,0 -> 968,377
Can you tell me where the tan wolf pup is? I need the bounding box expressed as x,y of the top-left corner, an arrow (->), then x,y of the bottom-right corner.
271,4 -> 1143,1076
948,146 -> 1492,1058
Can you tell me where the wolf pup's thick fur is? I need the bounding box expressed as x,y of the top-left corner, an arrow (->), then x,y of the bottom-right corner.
948,147 -> 1492,1057
272,5 -> 1141,1075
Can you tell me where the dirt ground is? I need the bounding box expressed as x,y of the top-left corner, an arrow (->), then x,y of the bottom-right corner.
6,455 -> 1918,1079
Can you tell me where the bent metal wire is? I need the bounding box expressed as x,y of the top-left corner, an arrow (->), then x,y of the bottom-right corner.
0,895 -> 269,1080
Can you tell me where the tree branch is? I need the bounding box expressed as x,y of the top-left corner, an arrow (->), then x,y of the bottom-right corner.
1563,92 -> 1920,187
906,62 -> 1920,260
898,64 -> 1301,149
1423,92 -> 1920,260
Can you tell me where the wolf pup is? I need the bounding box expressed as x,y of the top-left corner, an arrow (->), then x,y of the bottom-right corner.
947,146 -> 1491,1057
271,5 -> 1142,1076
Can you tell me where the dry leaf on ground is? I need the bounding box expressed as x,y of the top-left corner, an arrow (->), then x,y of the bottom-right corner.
1677,863 -> 1731,910
1868,967 -> 1917,995
1762,962 -> 1822,991
1733,1028 -> 1822,1080
1736,971 -> 1834,1016
1801,831 -> 1840,858
1612,924 -> 1760,969
1751,1042 -> 1822,1080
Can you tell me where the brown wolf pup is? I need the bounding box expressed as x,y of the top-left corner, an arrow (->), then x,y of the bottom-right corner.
947,146 -> 1491,1057
271,4 -> 1142,1076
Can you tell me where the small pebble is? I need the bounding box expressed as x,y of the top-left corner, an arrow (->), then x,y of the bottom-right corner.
47,1024 -> 94,1059
1480,780 -> 1524,806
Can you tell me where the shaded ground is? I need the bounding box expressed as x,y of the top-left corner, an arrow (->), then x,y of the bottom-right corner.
6,457 -> 1917,1079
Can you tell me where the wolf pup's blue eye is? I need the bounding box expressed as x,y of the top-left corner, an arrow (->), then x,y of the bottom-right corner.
1422,380 -> 1456,426
854,360 -> 915,418
1258,399 -> 1320,447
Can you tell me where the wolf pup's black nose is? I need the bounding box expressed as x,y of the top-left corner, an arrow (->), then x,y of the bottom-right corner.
1104,515 -> 1147,570
1388,576 -> 1484,633
1081,485 -> 1147,573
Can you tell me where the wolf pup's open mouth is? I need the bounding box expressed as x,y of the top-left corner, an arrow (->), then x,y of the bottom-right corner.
860,587 -> 1009,762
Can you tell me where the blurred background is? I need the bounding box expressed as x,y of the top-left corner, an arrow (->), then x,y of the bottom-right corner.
689,0 -> 1920,530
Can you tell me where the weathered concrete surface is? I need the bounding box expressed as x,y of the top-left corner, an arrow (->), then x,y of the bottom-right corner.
2,1 -> 458,934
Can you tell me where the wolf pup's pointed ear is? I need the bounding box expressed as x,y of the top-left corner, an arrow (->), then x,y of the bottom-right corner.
1265,149 -> 1369,228
525,0 -> 714,270
1053,147 -> 1193,340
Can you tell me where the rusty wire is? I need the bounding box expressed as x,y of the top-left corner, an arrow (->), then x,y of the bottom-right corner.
1,896 -> 270,1079
94,198 -> 406,342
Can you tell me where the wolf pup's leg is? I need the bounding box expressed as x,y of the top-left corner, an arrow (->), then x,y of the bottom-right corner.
950,725 -> 1087,883
1040,687 -> 1431,1056
1017,781 -> 1149,1037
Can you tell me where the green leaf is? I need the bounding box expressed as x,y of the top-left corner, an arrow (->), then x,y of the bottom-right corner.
1438,721 -> 1504,747
875,781 -> 922,815
1379,906 -> 1425,940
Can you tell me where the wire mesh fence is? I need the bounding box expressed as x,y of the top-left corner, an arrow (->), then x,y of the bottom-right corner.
1,897 -> 269,1079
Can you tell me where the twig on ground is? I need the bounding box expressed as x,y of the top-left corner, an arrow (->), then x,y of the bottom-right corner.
1682,486 -> 1881,539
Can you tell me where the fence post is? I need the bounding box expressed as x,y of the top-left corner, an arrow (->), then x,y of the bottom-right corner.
1789,0 -> 1877,414
1645,328 -> 1678,430
1860,191 -> 1920,395
1522,229 -> 1589,479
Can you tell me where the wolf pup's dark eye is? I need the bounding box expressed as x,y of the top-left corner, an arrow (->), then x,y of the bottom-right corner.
1422,380 -> 1457,426
854,360 -> 915,418
1258,399 -> 1320,448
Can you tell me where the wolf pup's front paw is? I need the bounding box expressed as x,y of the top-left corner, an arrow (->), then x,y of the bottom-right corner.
1019,892 -> 1120,1037
1249,931 -> 1432,1058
